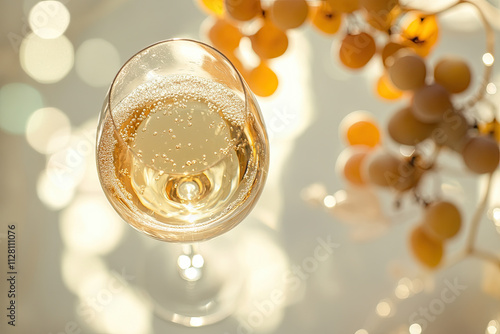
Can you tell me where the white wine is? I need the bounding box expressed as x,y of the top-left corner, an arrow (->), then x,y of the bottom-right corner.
97,74 -> 268,242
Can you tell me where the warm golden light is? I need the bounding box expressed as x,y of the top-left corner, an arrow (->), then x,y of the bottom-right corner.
487,320 -> 499,334
483,53 -> 495,66
487,83 -> 497,95
29,1 -> 70,39
26,107 -> 71,154
409,323 -> 422,334
60,194 -> 125,255
61,250 -> 108,294
37,170 -> 75,210
75,39 -> 121,87
395,283 -> 410,299
323,195 -> 336,208
376,300 -> 392,317
354,329 -> 369,334
99,289 -> 152,334
20,33 -> 74,83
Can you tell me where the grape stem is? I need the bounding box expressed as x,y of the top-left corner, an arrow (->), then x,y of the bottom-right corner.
462,172 -> 500,270
464,173 -> 493,254
400,0 -> 495,109
470,248 -> 500,268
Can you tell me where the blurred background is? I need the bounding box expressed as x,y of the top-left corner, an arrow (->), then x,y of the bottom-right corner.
2,0 -> 500,333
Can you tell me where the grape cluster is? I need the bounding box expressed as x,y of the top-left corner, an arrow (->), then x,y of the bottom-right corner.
196,0 -> 443,98
335,42 -> 499,268
196,0 -> 500,270
336,48 -> 500,268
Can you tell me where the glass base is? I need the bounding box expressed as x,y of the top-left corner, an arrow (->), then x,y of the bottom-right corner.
139,236 -> 245,327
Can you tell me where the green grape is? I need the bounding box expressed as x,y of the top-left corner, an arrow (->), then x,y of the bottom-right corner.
462,135 -> 500,174
338,32 -> 376,69
271,0 -> 309,30
388,106 -> 435,146
434,56 -> 471,94
423,201 -> 461,241
409,224 -> 443,268
412,83 -> 453,123
388,53 -> 427,91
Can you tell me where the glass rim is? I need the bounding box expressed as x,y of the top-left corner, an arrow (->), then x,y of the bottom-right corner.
106,38 -> 250,175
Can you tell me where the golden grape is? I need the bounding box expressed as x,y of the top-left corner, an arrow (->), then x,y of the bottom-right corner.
409,225 -> 443,268
423,201 -> 461,241
478,120 -> 500,143
412,83 -> 453,123
271,0 -> 309,30
381,42 -> 406,67
365,7 -> 399,32
434,56 -> 471,94
207,19 -> 243,53
388,52 -> 427,91
365,150 -> 400,187
359,0 -> 399,12
366,149 -> 423,191
433,110 -> 469,151
327,0 -> 359,13
246,62 -> 279,97
340,111 -> 381,148
339,32 -> 376,69
197,0 -> 225,16
250,20 -> 289,59
337,147 -> 370,186
224,0 -> 261,21
462,135 -> 500,174
388,106 -> 435,145
400,14 -> 439,57
376,73 -> 403,100
310,1 -> 342,35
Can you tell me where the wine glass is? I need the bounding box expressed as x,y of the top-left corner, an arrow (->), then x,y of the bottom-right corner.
96,38 -> 269,326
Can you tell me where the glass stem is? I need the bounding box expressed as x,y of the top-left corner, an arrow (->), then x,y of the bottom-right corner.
177,243 -> 204,282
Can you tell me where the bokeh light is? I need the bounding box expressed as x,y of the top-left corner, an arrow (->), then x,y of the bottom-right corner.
487,83 -> 497,95
61,250 -> 108,294
20,32 -> 74,83
354,329 -> 369,334
60,194 -> 125,255
375,299 -> 393,317
409,323 -> 422,334
75,38 -> 121,87
483,53 -> 495,66
29,1 -> 70,39
99,289 -> 152,334
26,107 -> 71,154
0,82 -> 43,134
487,320 -> 499,334
37,170 -> 75,210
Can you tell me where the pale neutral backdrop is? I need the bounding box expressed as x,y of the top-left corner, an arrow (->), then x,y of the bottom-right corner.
1,1 -> 500,333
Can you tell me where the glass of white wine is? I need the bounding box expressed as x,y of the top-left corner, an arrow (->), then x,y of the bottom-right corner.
96,39 -> 269,326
